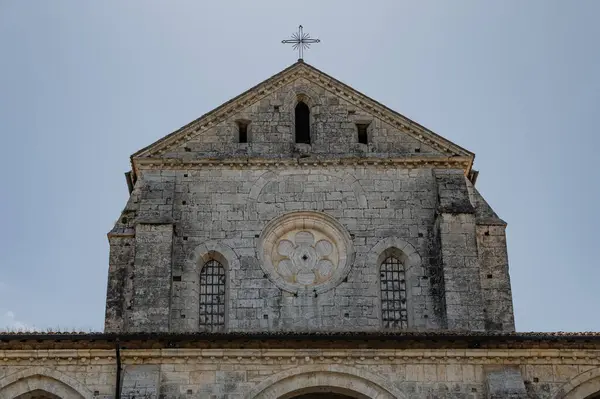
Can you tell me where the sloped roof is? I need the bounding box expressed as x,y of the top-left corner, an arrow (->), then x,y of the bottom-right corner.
1,331 -> 600,350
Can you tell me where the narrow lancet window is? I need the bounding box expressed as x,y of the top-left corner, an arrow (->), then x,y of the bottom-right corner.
237,121 -> 248,143
380,256 -> 408,328
295,101 -> 311,144
199,259 -> 226,331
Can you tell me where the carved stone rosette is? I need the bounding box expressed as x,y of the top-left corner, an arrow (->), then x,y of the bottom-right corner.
257,211 -> 355,293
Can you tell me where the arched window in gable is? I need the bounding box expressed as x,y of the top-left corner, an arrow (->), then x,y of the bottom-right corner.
295,101 -> 311,144
380,255 -> 408,329
199,259 -> 226,331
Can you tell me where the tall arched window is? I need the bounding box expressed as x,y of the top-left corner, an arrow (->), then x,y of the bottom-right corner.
380,255 -> 408,328
199,259 -> 226,331
295,101 -> 311,144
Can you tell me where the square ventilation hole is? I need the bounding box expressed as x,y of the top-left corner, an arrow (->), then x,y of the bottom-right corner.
183,173 -> 188,177
487,274 -> 493,279
274,105 -> 280,111
173,276 -> 182,282
414,148 -> 421,153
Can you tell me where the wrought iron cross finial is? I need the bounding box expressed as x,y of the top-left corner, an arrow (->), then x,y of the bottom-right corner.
282,25 -> 320,61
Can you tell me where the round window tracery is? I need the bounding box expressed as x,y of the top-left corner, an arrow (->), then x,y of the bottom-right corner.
257,211 -> 354,293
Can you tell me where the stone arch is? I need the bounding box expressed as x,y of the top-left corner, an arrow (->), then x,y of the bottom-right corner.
248,170 -> 368,210
0,367 -> 94,399
185,240 -> 240,331
282,83 -> 322,111
244,364 -> 405,399
282,83 -> 322,148
187,240 -> 240,272
366,237 -> 422,329
366,237 -> 421,273
554,366 -> 600,399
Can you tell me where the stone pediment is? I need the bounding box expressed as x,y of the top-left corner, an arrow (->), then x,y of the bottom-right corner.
132,61 -> 474,174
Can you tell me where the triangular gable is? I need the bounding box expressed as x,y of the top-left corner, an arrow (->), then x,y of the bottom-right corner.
132,61 -> 474,161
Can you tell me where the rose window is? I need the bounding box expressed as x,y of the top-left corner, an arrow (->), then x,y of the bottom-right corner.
257,211 -> 354,293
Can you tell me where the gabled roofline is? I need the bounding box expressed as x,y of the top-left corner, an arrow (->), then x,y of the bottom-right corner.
130,61 -> 475,180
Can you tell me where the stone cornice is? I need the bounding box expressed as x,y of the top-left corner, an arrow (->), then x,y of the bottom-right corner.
131,62 -> 474,174
132,156 -> 472,176
1,348 -> 599,366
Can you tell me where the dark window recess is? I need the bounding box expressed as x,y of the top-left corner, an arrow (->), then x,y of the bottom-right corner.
357,124 -> 369,144
237,122 -> 248,143
380,256 -> 408,329
295,101 -> 311,144
173,275 -> 182,282
274,105 -> 280,112
199,259 -> 226,331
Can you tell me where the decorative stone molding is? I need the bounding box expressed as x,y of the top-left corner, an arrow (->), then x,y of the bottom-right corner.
257,211 -> 355,294
1,348 -> 600,365
133,156 -> 472,176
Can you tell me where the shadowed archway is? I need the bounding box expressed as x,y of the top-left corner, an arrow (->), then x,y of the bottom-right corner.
16,389 -> 62,399
287,393 -> 358,399
283,389 -> 363,399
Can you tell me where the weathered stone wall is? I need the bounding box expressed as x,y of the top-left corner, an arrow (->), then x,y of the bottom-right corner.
104,163 -> 514,333
160,77 -> 444,160
1,348 -> 599,398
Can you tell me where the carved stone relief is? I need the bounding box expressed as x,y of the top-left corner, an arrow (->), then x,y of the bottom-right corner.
258,211 -> 354,293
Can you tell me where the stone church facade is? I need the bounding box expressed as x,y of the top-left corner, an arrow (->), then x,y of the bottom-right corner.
1,61 -> 599,398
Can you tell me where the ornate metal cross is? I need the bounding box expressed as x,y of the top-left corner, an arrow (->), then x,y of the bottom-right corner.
282,25 -> 320,61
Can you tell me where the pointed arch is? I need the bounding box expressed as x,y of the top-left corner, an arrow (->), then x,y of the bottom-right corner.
554,366 -> 600,399
185,240 -> 239,332
244,364 -> 404,399
0,367 -> 94,399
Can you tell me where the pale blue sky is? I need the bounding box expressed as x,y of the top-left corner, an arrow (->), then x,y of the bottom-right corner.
0,1 -> 598,332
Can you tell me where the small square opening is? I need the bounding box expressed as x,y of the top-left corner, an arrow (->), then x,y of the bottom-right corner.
357,123 -> 369,145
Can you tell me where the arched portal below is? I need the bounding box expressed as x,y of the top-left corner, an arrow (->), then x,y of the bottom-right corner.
280,386 -> 368,399
16,390 -> 62,399
289,393 -> 357,399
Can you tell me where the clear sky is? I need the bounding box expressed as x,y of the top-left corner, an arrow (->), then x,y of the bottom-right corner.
0,1 -> 598,332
